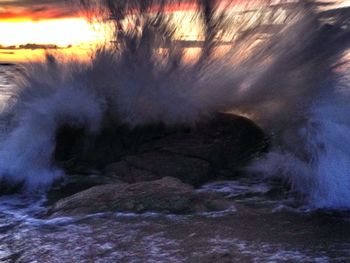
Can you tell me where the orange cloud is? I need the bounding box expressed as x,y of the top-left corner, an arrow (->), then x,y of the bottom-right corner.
0,0 -> 81,22
0,9 -> 81,21
131,0 -> 265,16
0,0 -> 258,22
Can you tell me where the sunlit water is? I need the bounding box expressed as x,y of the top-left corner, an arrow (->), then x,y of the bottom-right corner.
1,65 -> 350,262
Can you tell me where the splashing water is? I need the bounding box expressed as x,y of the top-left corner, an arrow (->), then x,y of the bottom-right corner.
251,84 -> 350,209
0,0 -> 350,209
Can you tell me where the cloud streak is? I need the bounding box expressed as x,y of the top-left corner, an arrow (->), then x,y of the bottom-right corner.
0,0 -> 253,21
0,0 -> 79,21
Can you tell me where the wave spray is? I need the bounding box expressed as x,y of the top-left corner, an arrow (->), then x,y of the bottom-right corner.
0,0 -> 349,209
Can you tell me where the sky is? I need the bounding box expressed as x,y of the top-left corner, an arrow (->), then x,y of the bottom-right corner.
0,0 -> 108,62
0,0 -> 349,62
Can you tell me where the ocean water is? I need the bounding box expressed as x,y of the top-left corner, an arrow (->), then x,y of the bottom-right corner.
1,167 -> 350,262
0,65 -> 349,260
1,1 -> 350,261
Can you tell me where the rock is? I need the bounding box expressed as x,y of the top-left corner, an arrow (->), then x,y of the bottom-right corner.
101,114 -> 267,186
139,113 -> 268,171
103,160 -> 162,183
55,112 -> 268,186
55,122 -> 183,168
46,173 -> 123,206
48,177 -> 233,217
123,152 -> 210,186
103,152 -> 210,186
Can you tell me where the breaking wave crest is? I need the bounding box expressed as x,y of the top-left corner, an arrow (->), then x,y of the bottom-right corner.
0,0 -> 350,209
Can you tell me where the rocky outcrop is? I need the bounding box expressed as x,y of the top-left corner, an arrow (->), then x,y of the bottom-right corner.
104,152 -> 210,186
56,113 -> 268,187
48,113 -> 267,216
48,177 -> 234,217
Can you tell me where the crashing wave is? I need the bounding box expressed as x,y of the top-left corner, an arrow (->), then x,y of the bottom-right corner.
0,0 -> 350,209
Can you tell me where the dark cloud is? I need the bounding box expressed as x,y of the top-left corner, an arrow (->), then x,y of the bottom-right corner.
0,0 -> 251,21
0,0 -> 79,20
0,0 -> 68,8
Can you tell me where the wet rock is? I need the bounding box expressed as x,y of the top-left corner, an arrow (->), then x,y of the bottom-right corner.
55,122 -> 183,168
46,173 -> 123,206
103,153 -> 210,186
56,113 -> 268,186
48,177 -> 233,217
103,160 -> 161,183
139,113 -> 268,171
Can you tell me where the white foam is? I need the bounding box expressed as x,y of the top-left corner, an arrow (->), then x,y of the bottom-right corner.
0,1 -> 350,210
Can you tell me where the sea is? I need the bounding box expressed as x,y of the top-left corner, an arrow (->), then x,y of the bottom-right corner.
1,2 -> 350,262
0,64 -> 350,263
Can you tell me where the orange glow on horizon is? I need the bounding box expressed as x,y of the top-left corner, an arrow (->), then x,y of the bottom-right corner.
0,18 -> 107,47
0,5 -> 199,62
1,1 -> 348,63
0,10 -> 80,23
0,17 -> 110,62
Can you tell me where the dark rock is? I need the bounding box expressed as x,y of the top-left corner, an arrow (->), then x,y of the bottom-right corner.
55,121 -> 185,169
46,173 -> 123,206
48,177 -> 233,217
103,153 -> 210,186
103,160 -> 161,183
123,152 -> 210,186
55,113 -> 268,186
103,152 -> 210,186
136,113 -> 268,178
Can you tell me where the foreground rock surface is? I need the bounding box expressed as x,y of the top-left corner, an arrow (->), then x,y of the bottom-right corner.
48,177 -> 233,217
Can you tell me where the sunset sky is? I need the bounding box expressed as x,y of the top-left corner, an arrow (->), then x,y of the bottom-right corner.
0,0 -> 349,63
0,0 -> 107,62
